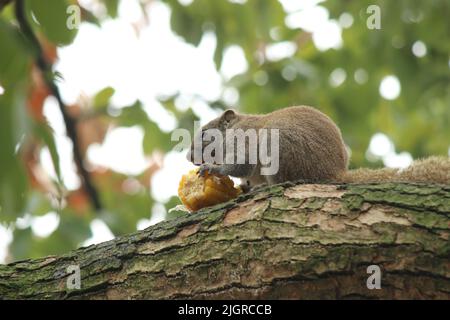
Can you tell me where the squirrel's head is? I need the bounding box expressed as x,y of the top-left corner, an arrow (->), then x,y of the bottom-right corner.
201,109 -> 237,132
187,109 -> 238,164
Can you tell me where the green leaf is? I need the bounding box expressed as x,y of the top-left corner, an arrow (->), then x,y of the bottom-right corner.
79,6 -> 101,27
214,30 -> 225,69
0,18 -> 30,88
9,227 -> 33,260
24,191 -> 53,217
117,101 -> 172,153
93,86 -> 115,110
97,172 -> 154,235
27,0 -> 78,45
0,81 -> 29,223
34,122 -> 63,185
142,121 -> 172,154
116,101 -> 148,127
104,0 -> 120,18
169,1 -> 203,47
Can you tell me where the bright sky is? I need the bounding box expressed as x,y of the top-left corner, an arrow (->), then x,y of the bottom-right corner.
1,0 -> 428,263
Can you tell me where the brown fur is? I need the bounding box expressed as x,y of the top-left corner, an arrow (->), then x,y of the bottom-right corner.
258,106 -> 348,183
190,106 -> 348,187
189,106 -> 450,187
338,156 -> 450,184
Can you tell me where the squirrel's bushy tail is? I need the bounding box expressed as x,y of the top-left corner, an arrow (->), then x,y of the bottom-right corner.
337,156 -> 450,184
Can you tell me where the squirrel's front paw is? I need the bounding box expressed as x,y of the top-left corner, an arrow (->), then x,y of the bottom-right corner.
198,164 -> 217,176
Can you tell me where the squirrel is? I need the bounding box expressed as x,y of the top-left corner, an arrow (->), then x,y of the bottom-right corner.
187,106 -> 450,189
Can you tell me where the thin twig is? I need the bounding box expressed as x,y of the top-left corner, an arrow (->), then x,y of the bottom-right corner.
15,0 -> 102,211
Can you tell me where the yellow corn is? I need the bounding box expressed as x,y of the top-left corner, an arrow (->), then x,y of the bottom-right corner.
178,169 -> 241,211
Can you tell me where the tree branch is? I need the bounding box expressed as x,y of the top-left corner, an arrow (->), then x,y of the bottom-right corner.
0,182 -> 448,299
15,0 -> 102,211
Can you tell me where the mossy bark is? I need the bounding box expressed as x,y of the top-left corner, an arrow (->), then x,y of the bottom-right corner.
0,182 -> 449,299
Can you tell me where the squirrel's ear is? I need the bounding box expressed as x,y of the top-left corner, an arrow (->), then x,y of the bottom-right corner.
222,109 -> 236,123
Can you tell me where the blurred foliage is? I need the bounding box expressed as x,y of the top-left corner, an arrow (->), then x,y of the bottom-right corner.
0,0 -> 448,262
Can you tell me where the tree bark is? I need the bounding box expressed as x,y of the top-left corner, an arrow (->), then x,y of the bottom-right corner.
0,182 -> 449,299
